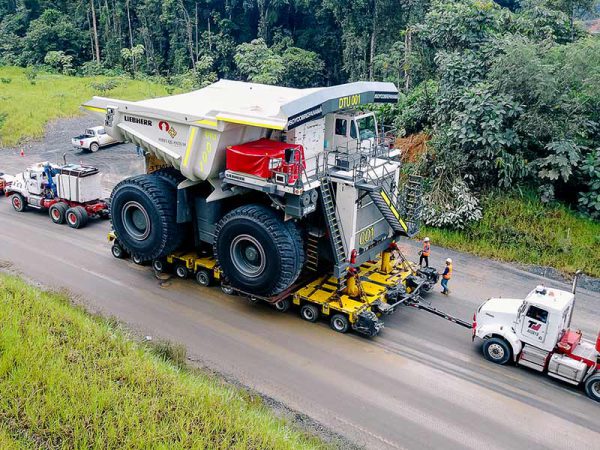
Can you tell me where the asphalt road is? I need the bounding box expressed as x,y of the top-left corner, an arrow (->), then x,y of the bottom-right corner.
1,201 -> 598,449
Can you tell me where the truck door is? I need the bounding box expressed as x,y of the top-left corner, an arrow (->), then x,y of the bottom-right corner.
333,115 -> 359,153
519,304 -> 549,344
26,171 -> 43,195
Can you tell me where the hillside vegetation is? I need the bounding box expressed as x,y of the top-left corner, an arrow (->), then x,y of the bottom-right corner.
0,274 -> 325,449
423,191 -> 600,278
0,66 -> 177,147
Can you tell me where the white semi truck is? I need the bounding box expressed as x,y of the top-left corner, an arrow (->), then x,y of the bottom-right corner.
83,80 -> 432,334
5,162 -> 109,228
473,278 -> 600,402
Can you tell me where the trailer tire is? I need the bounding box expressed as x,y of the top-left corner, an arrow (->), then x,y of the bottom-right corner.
214,205 -> 305,296
49,202 -> 68,224
300,304 -> 319,322
10,193 -> 27,212
111,243 -> 127,259
132,254 -> 145,265
274,298 -> 291,313
66,206 -> 89,229
152,259 -> 167,272
89,142 -> 100,153
584,375 -> 600,402
330,314 -> 350,333
175,264 -> 189,279
110,174 -> 182,260
195,269 -> 212,287
483,337 -> 511,365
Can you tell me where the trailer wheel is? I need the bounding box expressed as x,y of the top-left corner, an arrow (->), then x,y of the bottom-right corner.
195,269 -> 212,287
584,375 -> 600,402
10,193 -> 27,212
214,205 -> 305,296
274,298 -> 291,313
330,314 -> 350,333
89,142 -> 100,153
300,304 -> 319,322
175,264 -> 189,279
152,259 -> 166,272
66,206 -> 89,229
111,243 -> 127,259
49,202 -> 68,224
110,175 -> 182,260
132,254 -> 145,265
483,337 -> 511,365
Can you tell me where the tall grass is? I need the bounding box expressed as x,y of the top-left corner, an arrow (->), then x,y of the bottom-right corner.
0,274 -> 326,449
422,191 -> 600,278
0,66 -> 179,147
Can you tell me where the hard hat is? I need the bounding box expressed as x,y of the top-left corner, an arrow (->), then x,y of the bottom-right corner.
424,237 -> 430,242
446,258 -> 452,264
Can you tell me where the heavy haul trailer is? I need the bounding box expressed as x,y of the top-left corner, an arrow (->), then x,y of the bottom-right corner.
108,230 -> 431,336
87,80 -> 428,333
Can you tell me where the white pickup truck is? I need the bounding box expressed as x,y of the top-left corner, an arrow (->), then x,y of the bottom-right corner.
71,126 -> 120,152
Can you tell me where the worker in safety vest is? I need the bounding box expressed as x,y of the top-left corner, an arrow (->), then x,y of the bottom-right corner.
441,258 -> 452,295
419,237 -> 431,267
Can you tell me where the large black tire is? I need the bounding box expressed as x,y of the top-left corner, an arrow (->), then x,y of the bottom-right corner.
584,375 -> 600,402
151,167 -> 186,188
49,202 -> 68,224
214,205 -> 305,296
66,206 -> 89,229
483,337 -> 512,365
10,193 -> 27,212
89,142 -> 100,153
110,175 -> 182,260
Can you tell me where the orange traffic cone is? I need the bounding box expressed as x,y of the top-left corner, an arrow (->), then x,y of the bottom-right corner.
20,149 -> 24,157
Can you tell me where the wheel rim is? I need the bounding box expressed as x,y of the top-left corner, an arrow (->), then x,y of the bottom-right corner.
275,301 -> 286,311
488,343 -> 505,360
230,234 -> 266,278
303,307 -> 314,320
52,208 -> 60,220
176,267 -> 187,277
122,201 -> 151,241
153,261 -> 163,271
333,317 -> 345,331
133,256 -> 142,264
113,246 -> 122,257
197,272 -> 209,285
67,212 -> 77,225
13,197 -> 21,209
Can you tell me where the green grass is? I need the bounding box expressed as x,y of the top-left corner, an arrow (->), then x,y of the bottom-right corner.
0,66 -> 179,147
422,191 -> 600,278
0,273 -> 326,449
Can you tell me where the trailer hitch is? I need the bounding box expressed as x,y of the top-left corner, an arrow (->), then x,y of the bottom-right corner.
406,297 -> 473,329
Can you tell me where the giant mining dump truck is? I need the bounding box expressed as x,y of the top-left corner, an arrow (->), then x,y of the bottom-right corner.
84,80 -> 432,336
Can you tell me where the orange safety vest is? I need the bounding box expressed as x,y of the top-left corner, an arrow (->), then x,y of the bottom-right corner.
422,242 -> 430,257
443,264 -> 453,280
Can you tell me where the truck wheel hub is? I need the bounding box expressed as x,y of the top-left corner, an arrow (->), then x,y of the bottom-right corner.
488,343 -> 505,359
122,201 -> 151,240
231,235 -> 265,278
592,380 -> 600,397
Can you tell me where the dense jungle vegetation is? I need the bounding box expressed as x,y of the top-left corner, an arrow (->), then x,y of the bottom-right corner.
1,0 -> 599,273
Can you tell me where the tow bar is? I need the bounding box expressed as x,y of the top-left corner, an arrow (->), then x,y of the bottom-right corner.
407,297 -> 473,329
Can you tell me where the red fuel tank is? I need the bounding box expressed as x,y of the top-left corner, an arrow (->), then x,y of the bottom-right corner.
596,330 -> 600,353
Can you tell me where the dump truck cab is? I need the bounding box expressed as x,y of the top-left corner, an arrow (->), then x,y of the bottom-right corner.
84,80 -> 422,297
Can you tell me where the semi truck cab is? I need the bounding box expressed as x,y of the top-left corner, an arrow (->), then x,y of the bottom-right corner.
473,284 -> 600,402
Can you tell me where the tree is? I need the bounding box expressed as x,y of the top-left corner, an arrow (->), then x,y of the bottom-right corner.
21,9 -> 87,66
234,38 -> 285,84
280,46 -> 324,87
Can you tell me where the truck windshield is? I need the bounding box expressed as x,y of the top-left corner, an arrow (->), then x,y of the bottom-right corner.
356,115 -> 377,141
